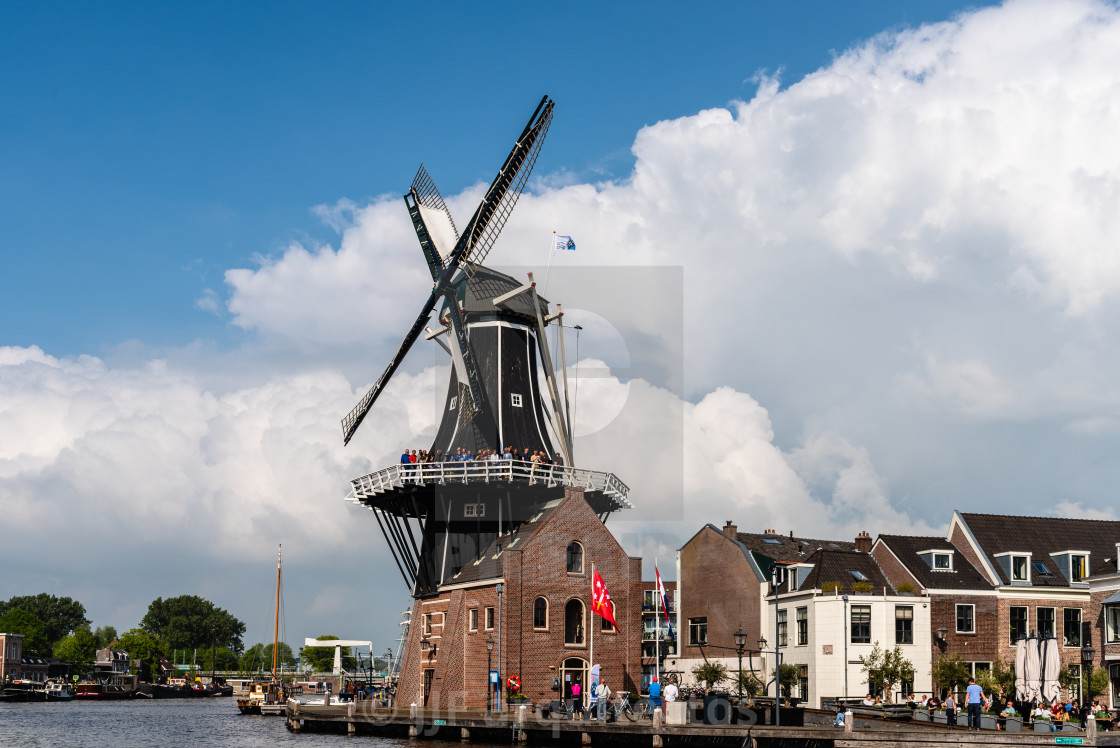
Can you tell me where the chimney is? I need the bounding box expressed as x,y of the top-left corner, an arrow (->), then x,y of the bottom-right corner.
723,520 -> 738,538
855,531 -> 872,554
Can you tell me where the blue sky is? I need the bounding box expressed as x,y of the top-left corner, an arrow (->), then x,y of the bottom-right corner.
14,0 -> 1120,652
2,1 -> 981,355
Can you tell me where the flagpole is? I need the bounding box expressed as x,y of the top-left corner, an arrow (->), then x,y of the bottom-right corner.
543,232 -> 557,295
655,561 -> 661,685
589,561 -> 595,695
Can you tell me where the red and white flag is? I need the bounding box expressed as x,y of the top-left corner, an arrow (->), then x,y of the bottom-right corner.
591,568 -> 619,630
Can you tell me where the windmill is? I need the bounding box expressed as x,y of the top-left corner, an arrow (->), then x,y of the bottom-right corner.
342,96 -> 630,598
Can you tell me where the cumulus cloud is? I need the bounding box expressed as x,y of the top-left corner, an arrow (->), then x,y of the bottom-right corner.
13,0 -> 1120,641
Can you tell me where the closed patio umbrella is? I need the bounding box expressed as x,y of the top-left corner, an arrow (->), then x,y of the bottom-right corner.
1014,636 -> 1029,701
1023,635 -> 1041,703
1040,637 -> 1061,705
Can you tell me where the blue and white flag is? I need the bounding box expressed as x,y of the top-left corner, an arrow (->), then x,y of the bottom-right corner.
552,234 -> 576,252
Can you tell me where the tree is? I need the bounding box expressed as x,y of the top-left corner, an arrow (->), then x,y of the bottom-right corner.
238,642 -> 295,673
977,660 -> 1014,698
931,653 -> 971,698
1059,664 -> 1080,697
117,629 -> 166,682
0,594 -> 89,651
200,646 -> 239,672
54,626 -> 98,675
301,635 -> 356,672
690,660 -> 728,690
0,608 -> 50,656
140,595 -> 246,654
1085,666 -> 1110,703
775,663 -> 801,699
92,625 -> 118,649
859,642 -> 916,703
737,669 -> 763,697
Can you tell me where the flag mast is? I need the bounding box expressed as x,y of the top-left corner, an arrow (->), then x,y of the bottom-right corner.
655,559 -> 661,685
589,561 -> 595,687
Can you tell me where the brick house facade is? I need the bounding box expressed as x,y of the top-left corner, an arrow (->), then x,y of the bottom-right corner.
395,487 -> 644,710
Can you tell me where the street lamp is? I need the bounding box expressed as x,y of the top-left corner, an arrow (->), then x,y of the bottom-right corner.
1081,643 -> 1096,701
486,636 -> 495,712
734,627 -> 747,703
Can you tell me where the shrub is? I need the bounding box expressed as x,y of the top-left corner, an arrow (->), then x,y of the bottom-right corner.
821,581 -> 842,594
852,581 -> 874,594
896,583 -> 915,594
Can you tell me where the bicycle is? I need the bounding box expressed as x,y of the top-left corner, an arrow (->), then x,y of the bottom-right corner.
615,694 -> 652,722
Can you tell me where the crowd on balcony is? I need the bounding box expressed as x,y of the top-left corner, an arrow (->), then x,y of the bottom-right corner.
400,447 -> 565,466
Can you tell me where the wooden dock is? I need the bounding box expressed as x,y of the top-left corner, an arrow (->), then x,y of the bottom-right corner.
284,702 -> 1120,746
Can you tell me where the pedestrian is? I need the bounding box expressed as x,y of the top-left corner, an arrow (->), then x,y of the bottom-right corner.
663,678 -> 678,703
571,681 -> 582,720
944,692 -> 957,729
596,678 -> 611,721
965,677 -> 984,730
648,676 -> 662,718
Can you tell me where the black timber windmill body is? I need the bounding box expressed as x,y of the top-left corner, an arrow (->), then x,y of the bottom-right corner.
342,96 -> 631,598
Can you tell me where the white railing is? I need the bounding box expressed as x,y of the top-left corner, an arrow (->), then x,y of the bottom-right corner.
346,460 -> 632,508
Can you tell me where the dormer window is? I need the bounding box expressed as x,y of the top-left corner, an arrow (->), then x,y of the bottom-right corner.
1071,554 -> 1088,582
848,569 -> 869,582
510,393 -> 523,407
918,549 -> 954,571
450,396 -> 457,411
994,552 -> 1032,584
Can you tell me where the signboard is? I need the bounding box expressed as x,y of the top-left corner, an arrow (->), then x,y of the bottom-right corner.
1055,739 -> 1084,745
489,670 -> 499,684
434,719 -> 447,726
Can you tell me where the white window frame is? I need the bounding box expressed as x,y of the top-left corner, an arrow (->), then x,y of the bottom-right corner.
449,396 -> 457,411
469,608 -> 478,632
1106,605 -> 1120,643
956,603 -> 975,634
1037,606 -> 1056,639
510,393 -> 523,407
1063,607 -> 1083,648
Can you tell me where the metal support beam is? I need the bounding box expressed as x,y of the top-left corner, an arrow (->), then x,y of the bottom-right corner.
529,273 -> 572,464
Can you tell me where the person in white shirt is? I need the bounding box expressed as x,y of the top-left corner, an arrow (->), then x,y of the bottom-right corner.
663,680 -> 679,703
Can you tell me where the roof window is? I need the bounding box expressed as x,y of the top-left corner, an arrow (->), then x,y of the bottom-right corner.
848,569 -> 869,581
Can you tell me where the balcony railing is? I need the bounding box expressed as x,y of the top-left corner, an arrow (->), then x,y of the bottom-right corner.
641,600 -> 677,613
346,460 -> 632,508
642,630 -> 674,642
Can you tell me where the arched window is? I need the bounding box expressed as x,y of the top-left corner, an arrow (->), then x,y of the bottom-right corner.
565,599 -> 585,645
533,597 -> 548,629
566,542 -> 583,573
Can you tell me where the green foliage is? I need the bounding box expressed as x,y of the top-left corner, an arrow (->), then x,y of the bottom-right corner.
977,660 -> 1014,696
932,653 -> 971,695
200,646 -> 239,672
737,669 -> 763,696
859,642 -> 916,703
896,583 -> 915,594
851,581 -> 874,593
0,608 -> 51,656
240,642 -> 297,673
117,629 -> 166,681
1085,666 -> 1110,703
0,594 -> 89,651
54,626 -> 98,674
301,636 -> 356,672
140,595 -> 246,654
775,663 -> 801,698
821,581 -> 842,594
92,625 -> 118,649
1058,664 -> 1079,695
691,660 -> 728,689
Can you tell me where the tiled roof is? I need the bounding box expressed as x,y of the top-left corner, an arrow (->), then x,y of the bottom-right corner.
444,499 -> 563,585
797,549 -> 894,594
960,513 -> 1120,587
734,531 -> 856,562
877,534 -> 992,590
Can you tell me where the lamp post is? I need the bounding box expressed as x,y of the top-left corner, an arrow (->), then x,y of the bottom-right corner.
486,635 -> 495,713
496,582 -> 504,712
734,627 -> 747,703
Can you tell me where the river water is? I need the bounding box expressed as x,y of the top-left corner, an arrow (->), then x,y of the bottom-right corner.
0,698 -> 446,748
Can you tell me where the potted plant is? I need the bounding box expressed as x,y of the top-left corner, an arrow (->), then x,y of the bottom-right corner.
821,581 -> 842,595
980,708 -> 998,730
852,581 -> 873,594
933,709 -> 947,724
913,708 -> 929,722
896,583 -> 915,596
1004,714 -> 1023,732
1033,715 -> 1052,733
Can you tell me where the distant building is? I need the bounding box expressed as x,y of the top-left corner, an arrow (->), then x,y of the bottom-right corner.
95,644 -> 131,674
1,633 -> 24,683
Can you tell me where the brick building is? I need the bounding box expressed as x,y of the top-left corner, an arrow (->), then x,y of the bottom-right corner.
770,548 -> 933,706
1,632 -> 24,683
394,487 -> 644,710
873,533 -> 998,682
672,522 -> 858,688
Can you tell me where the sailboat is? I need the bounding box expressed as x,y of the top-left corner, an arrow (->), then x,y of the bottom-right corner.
236,545 -> 292,715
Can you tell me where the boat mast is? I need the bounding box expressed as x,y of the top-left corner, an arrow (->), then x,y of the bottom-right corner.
272,544 -> 281,680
